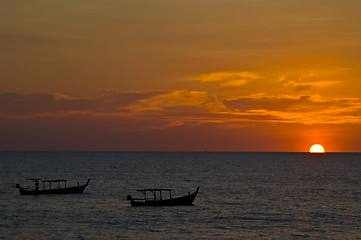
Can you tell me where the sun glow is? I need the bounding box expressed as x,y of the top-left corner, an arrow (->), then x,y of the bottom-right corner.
309,144 -> 325,153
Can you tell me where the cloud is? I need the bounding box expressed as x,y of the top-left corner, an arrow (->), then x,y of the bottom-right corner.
1,90 -> 360,128
0,92 -> 90,116
275,69 -> 346,92
223,94 -> 359,112
284,80 -> 341,92
129,90 -> 217,113
0,91 -> 167,117
143,120 -> 185,130
191,71 -> 261,87
223,94 -> 361,124
220,79 -> 249,87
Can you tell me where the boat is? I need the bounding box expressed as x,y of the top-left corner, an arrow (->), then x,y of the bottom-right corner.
16,178 -> 90,195
126,187 -> 199,207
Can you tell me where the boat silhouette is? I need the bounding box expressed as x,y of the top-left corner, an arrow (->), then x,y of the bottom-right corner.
16,178 -> 90,195
127,187 -> 199,206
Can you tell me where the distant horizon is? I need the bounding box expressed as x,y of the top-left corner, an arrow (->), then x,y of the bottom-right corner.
1,150 -> 360,153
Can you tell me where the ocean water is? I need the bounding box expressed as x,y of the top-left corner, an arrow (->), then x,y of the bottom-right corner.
0,152 -> 361,239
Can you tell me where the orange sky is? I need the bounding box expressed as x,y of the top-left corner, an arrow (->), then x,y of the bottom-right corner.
1,0 -> 361,152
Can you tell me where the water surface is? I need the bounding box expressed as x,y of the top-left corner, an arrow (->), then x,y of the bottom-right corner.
1,152 -> 360,239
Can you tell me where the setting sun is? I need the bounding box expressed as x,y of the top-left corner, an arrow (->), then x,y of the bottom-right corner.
309,144 -> 325,153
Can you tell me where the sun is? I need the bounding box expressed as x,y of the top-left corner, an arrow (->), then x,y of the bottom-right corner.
309,144 -> 325,153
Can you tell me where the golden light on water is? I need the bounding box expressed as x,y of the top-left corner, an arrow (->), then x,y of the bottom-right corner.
309,144 -> 325,153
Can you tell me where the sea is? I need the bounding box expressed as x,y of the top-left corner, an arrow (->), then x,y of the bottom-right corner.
0,152 -> 361,239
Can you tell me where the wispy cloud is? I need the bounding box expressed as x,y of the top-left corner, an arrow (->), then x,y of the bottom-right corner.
223,94 -> 361,124
276,69 -> 347,92
1,90 -> 360,128
191,71 -> 261,87
0,91 -> 167,117
284,80 -> 341,92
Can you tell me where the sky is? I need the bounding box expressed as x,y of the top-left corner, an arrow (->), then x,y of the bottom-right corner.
1,0 -> 361,152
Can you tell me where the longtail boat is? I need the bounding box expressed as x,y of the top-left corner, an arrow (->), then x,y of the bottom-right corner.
16,178 -> 90,195
126,187 -> 199,207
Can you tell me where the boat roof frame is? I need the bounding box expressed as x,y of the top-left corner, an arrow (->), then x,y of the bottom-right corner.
26,178 -> 68,183
136,188 -> 172,192
43,179 -> 68,183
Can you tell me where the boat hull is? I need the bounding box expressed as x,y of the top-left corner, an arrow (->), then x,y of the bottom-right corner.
130,187 -> 199,207
19,180 -> 90,195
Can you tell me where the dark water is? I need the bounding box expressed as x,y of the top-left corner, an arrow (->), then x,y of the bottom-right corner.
1,152 -> 361,239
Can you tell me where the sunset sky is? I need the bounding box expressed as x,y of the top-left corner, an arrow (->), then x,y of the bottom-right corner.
1,0 -> 361,152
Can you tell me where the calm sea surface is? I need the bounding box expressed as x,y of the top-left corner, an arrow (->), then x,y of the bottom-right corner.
1,152 -> 361,239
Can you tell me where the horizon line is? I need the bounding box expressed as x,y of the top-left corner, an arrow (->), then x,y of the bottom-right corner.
0,150 -> 360,153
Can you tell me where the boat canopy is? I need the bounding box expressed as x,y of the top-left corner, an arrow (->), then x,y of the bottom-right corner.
43,179 -> 68,183
26,178 -> 68,182
134,188 -> 174,201
136,188 -> 172,192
